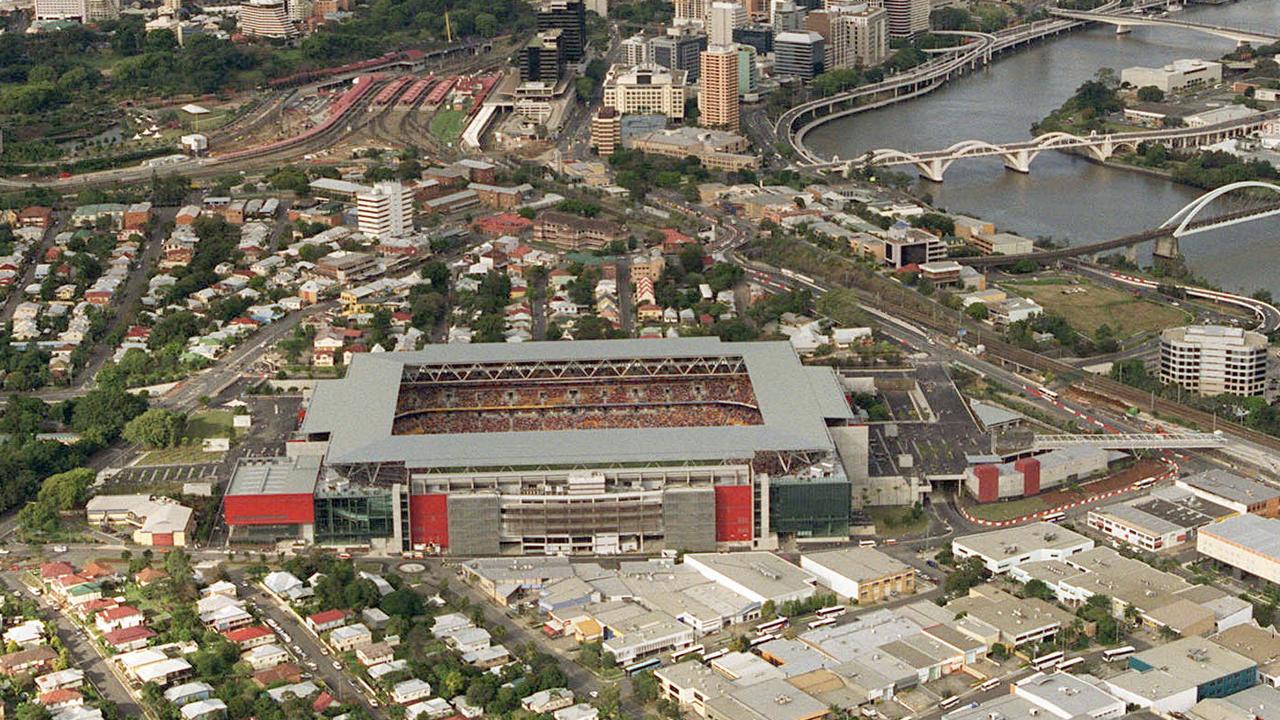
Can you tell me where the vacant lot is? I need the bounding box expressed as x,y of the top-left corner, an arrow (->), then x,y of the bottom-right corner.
1003,279 -> 1189,338
429,109 -> 467,144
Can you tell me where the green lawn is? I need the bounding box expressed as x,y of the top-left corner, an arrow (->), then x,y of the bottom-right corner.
1003,279 -> 1190,338
866,506 -> 929,537
965,496 -> 1051,522
136,446 -> 223,466
429,109 -> 467,144
186,410 -> 236,439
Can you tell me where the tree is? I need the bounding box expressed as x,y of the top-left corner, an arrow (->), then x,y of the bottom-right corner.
38,468 -> 95,511
1136,85 -> 1165,103
632,671 -> 659,704
69,387 -> 148,444
965,303 -> 990,321
1023,579 -> 1054,601
123,408 -> 186,449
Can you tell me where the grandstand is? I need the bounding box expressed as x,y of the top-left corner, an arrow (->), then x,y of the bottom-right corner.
254,339 -> 857,555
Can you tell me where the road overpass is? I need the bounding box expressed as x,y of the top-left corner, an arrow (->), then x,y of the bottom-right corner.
1049,7 -> 1279,44
1032,432 -> 1227,450
803,110 -> 1278,181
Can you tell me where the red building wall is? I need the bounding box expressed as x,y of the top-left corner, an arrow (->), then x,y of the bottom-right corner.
1016,458 -> 1041,497
974,465 -> 999,503
408,494 -> 449,549
223,494 -> 316,526
714,485 -> 753,542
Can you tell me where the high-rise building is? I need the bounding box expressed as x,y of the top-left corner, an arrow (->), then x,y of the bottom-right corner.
650,25 -> 707,82
621,33 -> 650,65
86,0 -> 118,21
774,30 -> 824,79
34,0 -> 87,21
707,1 -> 746,46
602,63 -> 689,119
807,2 -> 886,70
239,0 -> 298,38
735,44 -> 758,99
287,0 -> 312,21
519,29 -> 564,83
591,107 -> 622,156
732,23 -> 773,54
881,0 -> 928,38
357,182 -> 415,241
1159,325 -> 1269,397
536,0 -> 587,63
673,0 -> 707,25
771,0 -> 804,33
698,46 -> 739,131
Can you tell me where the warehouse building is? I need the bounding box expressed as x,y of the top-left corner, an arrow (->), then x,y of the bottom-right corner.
1086,486 -> 1235,552
1176,469 -> 1280,518
1198,514 -> 1280,586
684,552 -> 818,605
963,447 -> 1121,502
1103,636 -> 1257,715
952,523 -> 1094,574
799,548 -> 914,604
243,338 -> 857,555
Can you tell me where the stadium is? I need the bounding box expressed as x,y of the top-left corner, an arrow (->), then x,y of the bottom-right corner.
224,338 -> 860,555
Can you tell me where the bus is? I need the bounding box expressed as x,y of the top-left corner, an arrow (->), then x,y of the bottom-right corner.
1038,386 -> 1059,400
1103,646 -> 1136,663
1042,511 -> 1066,523
817,606 -> 847,619
977,678 -> 1001,692
625,658 -> 662,676
1134,477 -> 1156,490
1032,651 -> 1065,671
756,618 -> 788,635
750,633 -> 777,648
807,617 -> 838,630
671,645 -> 704,662
701,649 -> 726,664
938,696 -> 960,710
1056,657 -> 1084,672
859,539 -> 878,548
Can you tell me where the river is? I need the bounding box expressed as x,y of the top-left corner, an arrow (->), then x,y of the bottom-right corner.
804,0 -> 1280,296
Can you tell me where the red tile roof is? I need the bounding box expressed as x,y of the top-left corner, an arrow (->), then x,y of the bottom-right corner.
224,626 -> 274,643
307,609 -> 346,625
103,626 -> 156,647
37,688 -> 82,706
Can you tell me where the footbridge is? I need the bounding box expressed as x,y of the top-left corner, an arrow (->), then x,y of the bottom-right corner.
1049,7 -> 1279,44
1032,432 -> 1227,450
803,109 -> 1277,182
959,181 -> 1280,267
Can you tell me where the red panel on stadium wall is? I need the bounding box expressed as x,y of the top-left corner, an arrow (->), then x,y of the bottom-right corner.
223,494 -> 316,526
409,494 -> 449,548
1016,457 -> 1041,497
974,465 -> 999,503
151,533 -> 174,547
714,486 -> 753,542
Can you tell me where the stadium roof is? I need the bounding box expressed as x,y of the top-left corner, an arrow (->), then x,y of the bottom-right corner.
227,455 -> 322,496
302,338 -> 851,469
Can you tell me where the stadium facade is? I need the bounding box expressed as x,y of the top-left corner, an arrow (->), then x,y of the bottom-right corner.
224,338 -> 858,554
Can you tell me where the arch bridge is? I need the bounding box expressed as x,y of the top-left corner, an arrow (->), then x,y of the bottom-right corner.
805,110 -> 1277,182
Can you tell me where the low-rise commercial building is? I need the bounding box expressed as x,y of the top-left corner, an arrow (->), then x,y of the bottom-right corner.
684,552 -> 817,605
964,447 -> 1117,502
948,586 -> 1073,648
800,548 -> 914,604
1013,671 -> 1126,719
626,127 -> 760,171
952,522 -> 1094,574
1211,624 -> 1280,688
1177,469 -> 1280,518
1103,636 -> 1256,714
1198,514 -> 1280,585
1122,58 -> 1222,93
1160,325 -> 1269,397
1087,486 -> 1236,552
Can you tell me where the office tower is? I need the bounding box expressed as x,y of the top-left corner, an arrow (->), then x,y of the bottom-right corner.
732,23 -> 773,54
621,33 -> 650,65
239,0 -> 298,37
536,0 -> 587,63
807,2 -> 886,70
881,0 -> 928,37
602,63 -> 689,119
650,25 -> 707,82
520,29 -> 564,83
673,0 -> 707,25
736,43 -> 758,98
698,46 -> 739,130
774,30 -> 824,79
357,182 -> 415,240
707,1 -> 746,45
771,0 -> 804,33
591,107 -> 622,155
34,0 -> 87,20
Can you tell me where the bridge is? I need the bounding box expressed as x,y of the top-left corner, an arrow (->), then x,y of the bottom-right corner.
776,0 -> 1172,162
1032,432 -> 1228,450
959,181 -> 1280,267
802,110 -> 1278,182
1049,7 -> 1280,44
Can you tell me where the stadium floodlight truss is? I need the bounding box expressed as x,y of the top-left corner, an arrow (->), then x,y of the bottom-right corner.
399,355 -> 751,384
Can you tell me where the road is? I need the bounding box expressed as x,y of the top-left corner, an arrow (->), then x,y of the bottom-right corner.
0,572 -> 144,719
233,570 -> 386,718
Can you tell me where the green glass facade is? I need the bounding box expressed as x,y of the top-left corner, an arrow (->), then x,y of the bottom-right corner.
313,489 -> 395,544
769,477 -> 852,539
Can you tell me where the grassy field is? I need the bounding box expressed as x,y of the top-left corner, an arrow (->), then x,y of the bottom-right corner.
866,506 -> 929,537
965,496 -> 1051,522
429,109 -> 467,144
1003,279 -> 1189,337
186,409 -> 235,439
135,446 -> 222,466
